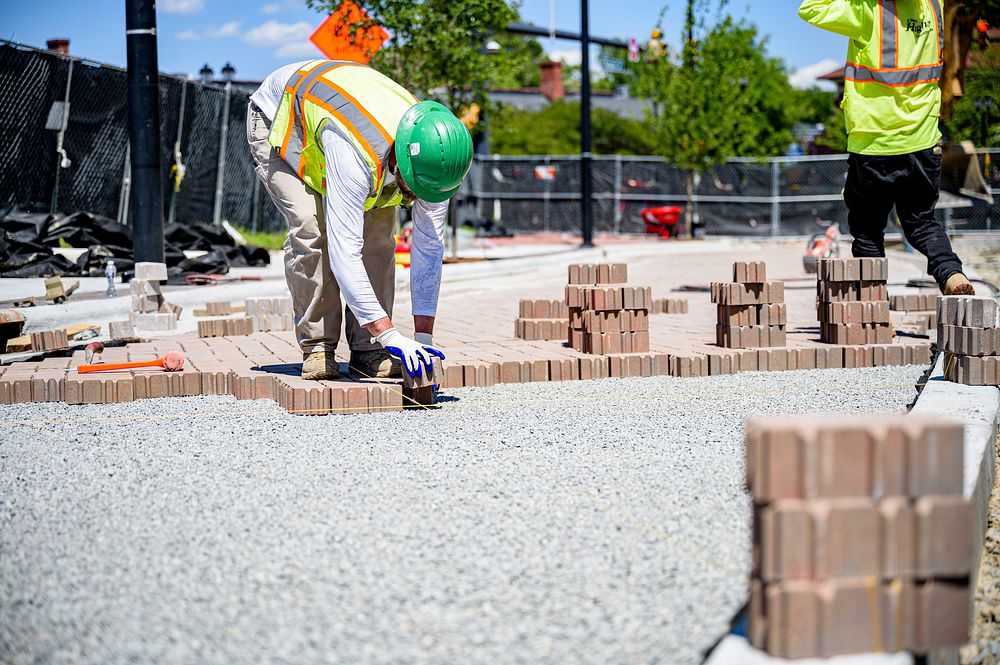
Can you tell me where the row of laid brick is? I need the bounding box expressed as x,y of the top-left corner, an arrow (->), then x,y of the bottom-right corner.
937,295 -> 999,328
943,353 -> 1000,386
940,324 -> 1000,357
817,257 -> 889,282
567,262 -> 628,286
197,314 -> 295,339
751,577 -> 967,658
746,415 -> 962,503
565,285 -> 653,311
571,309 -> 649,334
818,301 -> 891,325
718,303 -> 786,327
716,325 -> 786,349
518,299 -> 569,320
711,281 -> 785,306
574,330 -> 650,355
889,293 -> 938,312
514,318 -> 569,341
817,282 -> 889,303
650,298 -> 688,315
820,321 -> 893,346
756,496 -> 972,581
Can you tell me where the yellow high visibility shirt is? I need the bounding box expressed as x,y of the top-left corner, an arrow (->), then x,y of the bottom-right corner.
798,0 -> 944,156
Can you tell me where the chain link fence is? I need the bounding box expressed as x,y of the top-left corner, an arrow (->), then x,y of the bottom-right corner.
471,150 -> 1000,237
0,39 -> 284,233
3,39 -> 998,240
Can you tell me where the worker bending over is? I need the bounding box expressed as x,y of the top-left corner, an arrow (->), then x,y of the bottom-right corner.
798,0 -> 975,295
248,60 -> 473,380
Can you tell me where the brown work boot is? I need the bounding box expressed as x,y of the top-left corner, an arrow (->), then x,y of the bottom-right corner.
301,351 -> 340,380
944,273 -> 975,296
349,349 -> 401,378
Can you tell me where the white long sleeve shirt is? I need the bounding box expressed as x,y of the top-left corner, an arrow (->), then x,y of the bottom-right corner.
252,66 -> 448,326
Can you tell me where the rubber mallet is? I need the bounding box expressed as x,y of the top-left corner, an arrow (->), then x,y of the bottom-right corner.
77,351 -> 185,374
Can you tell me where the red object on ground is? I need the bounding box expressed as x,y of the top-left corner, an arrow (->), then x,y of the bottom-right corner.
641,206 -> 683,239
77,351 -> 185,374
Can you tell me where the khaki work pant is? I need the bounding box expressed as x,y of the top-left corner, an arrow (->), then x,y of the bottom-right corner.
247,103 -> 396,355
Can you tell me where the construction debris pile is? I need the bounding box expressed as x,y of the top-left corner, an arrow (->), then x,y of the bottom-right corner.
817,258 -> 892,345
0,210 -> 269,278
712,261 -> 786,348
566,263 -> 652,355
939,295 -> 1000,386
747,415 -> 973,658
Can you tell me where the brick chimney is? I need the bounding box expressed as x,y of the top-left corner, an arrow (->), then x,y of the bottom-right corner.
46,38 -> 70,55
539,60 -> 564,102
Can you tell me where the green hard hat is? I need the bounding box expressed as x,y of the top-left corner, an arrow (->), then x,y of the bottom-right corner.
394,101 -> 473,203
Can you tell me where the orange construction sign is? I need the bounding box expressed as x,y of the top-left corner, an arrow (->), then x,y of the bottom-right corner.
309,1 -> 389,64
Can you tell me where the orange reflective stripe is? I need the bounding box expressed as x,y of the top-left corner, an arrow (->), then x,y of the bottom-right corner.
303,91 -> 384,184
280,63 -> 323,159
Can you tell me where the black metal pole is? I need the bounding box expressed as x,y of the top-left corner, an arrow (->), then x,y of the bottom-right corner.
126,0 -> 164,262
580,0 -> 593,247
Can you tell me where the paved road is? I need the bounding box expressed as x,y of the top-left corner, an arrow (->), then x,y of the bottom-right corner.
1,364 -> 926,664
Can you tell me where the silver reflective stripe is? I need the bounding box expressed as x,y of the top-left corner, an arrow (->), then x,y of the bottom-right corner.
881,0 -> 897,69
284,62 -> 345,168
928,0 -> 944,57
301,79 -> 391,160
845,63 -> 942,85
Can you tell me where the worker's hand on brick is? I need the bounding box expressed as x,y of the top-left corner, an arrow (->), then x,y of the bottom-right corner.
375,329 -> 445,378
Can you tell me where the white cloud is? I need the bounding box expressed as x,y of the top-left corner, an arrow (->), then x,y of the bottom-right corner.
275,40 -> 322,57
790,59 -> 840,90
177,21 -> 241,41
547,48 -> 581,67
261,0 -> 300,14
159,0 -> 205,15
242,20 -> 312,46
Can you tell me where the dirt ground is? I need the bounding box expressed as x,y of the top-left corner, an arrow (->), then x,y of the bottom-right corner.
953,238 -> 1000,665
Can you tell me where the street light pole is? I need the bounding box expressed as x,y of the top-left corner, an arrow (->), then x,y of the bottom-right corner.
580,0 -> 593,247
125,0 -> 164,262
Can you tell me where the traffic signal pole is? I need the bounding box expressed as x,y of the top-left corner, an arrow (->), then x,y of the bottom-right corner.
125,0 -> 165,262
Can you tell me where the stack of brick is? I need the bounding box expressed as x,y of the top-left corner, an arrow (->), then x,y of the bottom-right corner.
712,262 -> 786,348
566,263 -> 651,355
817,258 -> 891,345
938,295 -> 1000,386
246,297 -> 294,332
197,318 -> 256,338
514,299 -> 569,341
747,415 -> 973,658
125,262 -> 177,334
891,292 -> 938,336
650,298 -> 688,315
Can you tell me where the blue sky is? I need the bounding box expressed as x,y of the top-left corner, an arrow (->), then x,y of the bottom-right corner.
2,0 -> 845,88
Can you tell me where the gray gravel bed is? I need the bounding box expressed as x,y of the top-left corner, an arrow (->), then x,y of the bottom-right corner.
0,364 -> 926,665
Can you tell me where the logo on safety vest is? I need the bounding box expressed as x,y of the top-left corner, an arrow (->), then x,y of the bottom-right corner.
905,18 -> 932,35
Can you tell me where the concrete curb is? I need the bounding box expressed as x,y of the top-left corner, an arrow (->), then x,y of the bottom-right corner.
910,352 -> 1000,580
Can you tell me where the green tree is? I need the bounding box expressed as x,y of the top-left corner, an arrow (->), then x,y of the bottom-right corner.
636,0 -> 802,233
943,44 -> 1000,146
814,107 -> 849,153
306,0 -> 519,112
791,87 -> 836,125
488,33 -> 545,90
490,102 -> 656,155
942,0 -> 1000,119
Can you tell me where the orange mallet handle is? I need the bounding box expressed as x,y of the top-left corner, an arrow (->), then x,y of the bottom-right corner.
77,351 -> 185,374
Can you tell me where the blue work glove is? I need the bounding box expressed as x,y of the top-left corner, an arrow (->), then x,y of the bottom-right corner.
375,328 -> 445,378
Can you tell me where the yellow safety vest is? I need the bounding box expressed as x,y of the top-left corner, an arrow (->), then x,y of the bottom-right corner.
841,0 -> 945,155
268,60 -> 419,209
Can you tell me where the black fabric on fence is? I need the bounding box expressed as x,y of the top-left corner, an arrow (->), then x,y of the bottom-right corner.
0,210 -> 269,277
